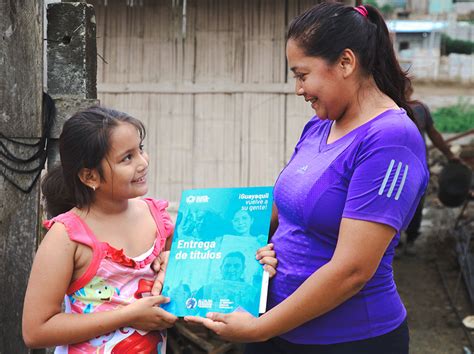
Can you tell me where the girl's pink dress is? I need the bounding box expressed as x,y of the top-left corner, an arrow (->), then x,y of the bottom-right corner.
43,198 -> 173,354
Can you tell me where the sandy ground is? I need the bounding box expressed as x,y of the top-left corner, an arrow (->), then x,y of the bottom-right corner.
394,199 -> 473,354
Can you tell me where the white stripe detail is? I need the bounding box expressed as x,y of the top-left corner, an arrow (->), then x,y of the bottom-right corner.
378,159 -> 395,195
387,162 -> 402,198
395,165 -> 409,200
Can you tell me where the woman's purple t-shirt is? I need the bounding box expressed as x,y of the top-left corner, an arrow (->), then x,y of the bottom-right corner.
269,109 -> 429,344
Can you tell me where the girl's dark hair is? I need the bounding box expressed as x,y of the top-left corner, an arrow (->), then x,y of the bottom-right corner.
287,2 -> 413,119
42,106 -> 146,216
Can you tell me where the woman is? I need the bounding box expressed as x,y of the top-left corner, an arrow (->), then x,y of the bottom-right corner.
186,3 -> 429,353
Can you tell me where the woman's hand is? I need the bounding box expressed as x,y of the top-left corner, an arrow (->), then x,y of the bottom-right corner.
151,251 -> 170,295
123,295 -> 177,331
184,311 -> 265,342
256,243 -> 277,278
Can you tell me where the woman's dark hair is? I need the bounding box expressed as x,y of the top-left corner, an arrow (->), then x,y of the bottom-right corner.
42,106 -> 146,216
287,2 -> 413,119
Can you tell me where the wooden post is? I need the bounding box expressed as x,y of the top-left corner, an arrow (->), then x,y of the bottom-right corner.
47,1 -> 98,166
0,1 -> 97,352
0,1 -> 43,353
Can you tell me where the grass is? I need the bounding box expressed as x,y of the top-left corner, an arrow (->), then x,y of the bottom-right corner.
432,100 -> 474,133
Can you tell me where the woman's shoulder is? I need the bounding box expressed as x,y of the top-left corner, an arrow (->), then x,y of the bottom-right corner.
354,109 -> 427,167
304,115 -> 327,131
364,109 -> 424,149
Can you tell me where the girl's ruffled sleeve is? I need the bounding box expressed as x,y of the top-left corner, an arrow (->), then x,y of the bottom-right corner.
144,198 -> 175,239
158,202 -> 175,239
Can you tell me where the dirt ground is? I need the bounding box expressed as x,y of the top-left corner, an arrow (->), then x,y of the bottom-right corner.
394,197 -> 473,354
412,82 -> 473,110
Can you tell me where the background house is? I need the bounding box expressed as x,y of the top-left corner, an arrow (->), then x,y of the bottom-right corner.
387,20 -> 445,79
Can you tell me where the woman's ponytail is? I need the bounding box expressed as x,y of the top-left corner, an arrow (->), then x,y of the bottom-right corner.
365,5 -> 413,119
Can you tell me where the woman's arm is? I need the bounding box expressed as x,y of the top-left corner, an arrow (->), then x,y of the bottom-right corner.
22,223 -> 176,348
185,218 -> 395,342
426,124 -> 456,161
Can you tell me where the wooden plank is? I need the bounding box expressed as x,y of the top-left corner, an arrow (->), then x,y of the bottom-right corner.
194,0 -> 242,83
174,323 -> 214,352
241,93 -> 286,186
98,82 -> 296,93
93,0 -> 197,84
242,0 -> 287,83
193,94 -> 241,188
288,0 -> 323,25
147,94 -> 195,201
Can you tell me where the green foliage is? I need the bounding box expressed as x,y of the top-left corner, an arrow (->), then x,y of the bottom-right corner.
363,0 -> 394,17
380,4 -> 395,15
441,34 -> 474,55
364,0 -> 379,7
432,100 -> 474,133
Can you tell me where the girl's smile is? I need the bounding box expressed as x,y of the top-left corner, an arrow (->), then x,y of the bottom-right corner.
131,174 -> 147,184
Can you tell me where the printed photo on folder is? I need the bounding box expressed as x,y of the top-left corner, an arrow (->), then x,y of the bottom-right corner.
161,186 -> 273,318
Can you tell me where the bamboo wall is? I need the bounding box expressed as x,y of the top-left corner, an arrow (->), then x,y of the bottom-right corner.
92,0 -> 322,203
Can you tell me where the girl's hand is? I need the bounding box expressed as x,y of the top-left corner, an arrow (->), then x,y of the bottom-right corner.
256,243 -> 277,278
123,295 -> 177,331
184,312 -> 263,342
151,251 -> 170,295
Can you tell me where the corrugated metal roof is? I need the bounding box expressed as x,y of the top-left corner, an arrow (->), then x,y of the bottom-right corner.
387,20 -> 447,33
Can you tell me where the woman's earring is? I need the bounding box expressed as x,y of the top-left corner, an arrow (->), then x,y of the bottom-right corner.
92,185 -> 96,191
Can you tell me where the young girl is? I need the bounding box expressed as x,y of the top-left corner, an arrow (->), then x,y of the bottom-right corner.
22,107 -> 178,353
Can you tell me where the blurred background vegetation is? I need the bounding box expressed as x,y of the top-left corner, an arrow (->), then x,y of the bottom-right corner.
432,100 -> 474,132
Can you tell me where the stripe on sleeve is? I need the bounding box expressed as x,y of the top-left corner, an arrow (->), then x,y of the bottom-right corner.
378,159 -> 395,196
395,164 -> 409,201
387,162 -> 403,198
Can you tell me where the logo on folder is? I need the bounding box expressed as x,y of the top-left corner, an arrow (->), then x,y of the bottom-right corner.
185,298 -> 197,309
186,195 -> 210,204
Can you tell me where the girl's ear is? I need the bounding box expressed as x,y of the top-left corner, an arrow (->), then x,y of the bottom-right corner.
78,168 -> 100,190
338,48 -> 357,79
